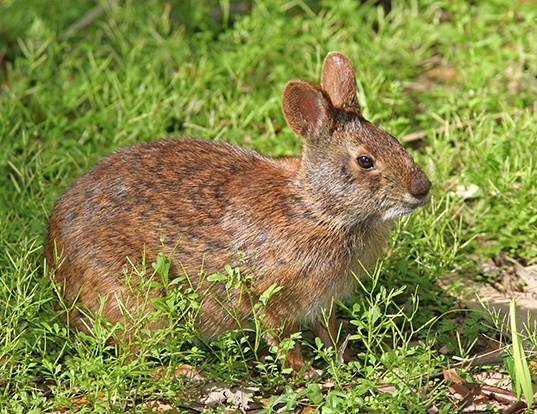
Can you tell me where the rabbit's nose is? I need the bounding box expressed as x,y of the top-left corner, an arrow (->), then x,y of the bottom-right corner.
410,173 -> 432,200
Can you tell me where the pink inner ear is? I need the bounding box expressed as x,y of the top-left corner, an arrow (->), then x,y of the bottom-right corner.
298,88 -> 325,126
282,80 -> 332,138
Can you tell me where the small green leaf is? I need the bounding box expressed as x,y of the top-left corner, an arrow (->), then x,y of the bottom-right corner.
259,283 -> 283,306
307,383 -> 324,405
206,272 -> 229,282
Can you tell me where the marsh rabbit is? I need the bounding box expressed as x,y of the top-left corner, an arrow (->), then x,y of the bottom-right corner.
46,52 -> 431,377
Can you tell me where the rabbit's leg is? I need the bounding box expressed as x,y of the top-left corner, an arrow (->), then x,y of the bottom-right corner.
312,309 -> 353,363
286,340 -> 322,379
265,321 -> 321,378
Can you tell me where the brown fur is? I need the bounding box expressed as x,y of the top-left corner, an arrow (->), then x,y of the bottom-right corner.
45,52 -> 431,377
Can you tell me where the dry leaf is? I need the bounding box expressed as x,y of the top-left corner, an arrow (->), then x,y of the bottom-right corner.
510,259 -> 537,294
172,364 -> 205,383
404,64 -> 458,92
153,363 -> 205,383
144,400 -> 180,413
422,65 -> 458,83
451,184 -> 480,200
200,382 -> 259,410
443,368 -> 525,412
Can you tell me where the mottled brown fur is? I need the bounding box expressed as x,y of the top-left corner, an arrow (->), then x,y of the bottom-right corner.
46,52 -> 431,376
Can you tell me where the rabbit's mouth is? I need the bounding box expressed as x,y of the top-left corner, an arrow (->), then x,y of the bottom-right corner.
381,193 -> 430,221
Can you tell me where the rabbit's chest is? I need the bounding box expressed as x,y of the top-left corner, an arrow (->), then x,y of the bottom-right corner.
290,222 -> 391,318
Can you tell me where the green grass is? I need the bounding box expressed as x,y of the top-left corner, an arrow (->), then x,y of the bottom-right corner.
1,0 -> 536,412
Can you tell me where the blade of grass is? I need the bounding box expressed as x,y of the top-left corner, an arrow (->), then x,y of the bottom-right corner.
509,299 -> 534,409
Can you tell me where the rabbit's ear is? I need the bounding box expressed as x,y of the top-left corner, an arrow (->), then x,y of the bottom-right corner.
282,80 -> 335,139
321,52 -> 359,111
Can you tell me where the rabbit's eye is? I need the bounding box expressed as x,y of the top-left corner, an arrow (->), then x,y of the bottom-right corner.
356,155 -> 374,170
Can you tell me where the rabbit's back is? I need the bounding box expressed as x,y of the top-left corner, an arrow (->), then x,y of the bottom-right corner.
49,138 -> 267,267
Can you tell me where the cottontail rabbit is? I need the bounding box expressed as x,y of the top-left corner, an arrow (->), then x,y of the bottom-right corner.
46,52 -> 431,377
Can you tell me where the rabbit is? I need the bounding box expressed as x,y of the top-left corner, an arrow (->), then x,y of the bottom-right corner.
45,51 -> 431,377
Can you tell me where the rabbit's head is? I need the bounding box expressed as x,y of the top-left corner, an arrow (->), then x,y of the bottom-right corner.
282,52 -> 431,228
